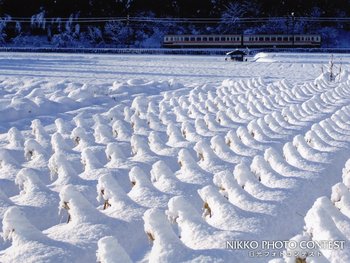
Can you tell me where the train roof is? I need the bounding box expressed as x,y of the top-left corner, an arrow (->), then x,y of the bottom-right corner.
164,33 -> 321,37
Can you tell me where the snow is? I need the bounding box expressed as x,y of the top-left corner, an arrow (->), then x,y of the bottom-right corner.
96,236 -> 132,263
1,51 -> 350,262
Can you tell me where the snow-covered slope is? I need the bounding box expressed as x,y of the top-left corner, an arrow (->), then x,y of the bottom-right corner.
0,52 -> 350,262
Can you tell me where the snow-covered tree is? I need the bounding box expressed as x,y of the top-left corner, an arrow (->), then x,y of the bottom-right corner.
31,10 -> 46,30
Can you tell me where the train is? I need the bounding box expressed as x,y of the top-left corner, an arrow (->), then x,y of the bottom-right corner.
163,34 -> 321,48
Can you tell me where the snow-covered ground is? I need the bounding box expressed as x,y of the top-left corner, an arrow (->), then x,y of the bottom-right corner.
1,51 -> 350,262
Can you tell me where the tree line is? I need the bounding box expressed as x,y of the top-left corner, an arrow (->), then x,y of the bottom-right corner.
0,0 -> 349,47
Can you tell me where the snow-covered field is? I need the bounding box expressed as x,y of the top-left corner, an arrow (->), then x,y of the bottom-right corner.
1,52 -> 350,262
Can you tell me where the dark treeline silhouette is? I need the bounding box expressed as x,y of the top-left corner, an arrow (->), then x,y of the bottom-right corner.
0,0 -> 349,48
1,0 -> 349,17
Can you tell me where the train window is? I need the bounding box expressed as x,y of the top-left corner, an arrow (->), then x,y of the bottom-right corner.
277,37 -> 282,41
283,37 -> 288,41
196,37 -> 201,41
184,37 -> 189,41
215,37 -> 219,41
259,37 -> 263,41
271,37 -> 276,41
190,37 -> 195,41
220,37 -> 225,41
296,37 -> 300,41
203,37 -> 207,41
265,37 -> 270,41
209,37 -> 213,41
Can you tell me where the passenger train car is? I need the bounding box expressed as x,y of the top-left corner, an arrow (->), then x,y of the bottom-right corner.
163,34 -> 321,48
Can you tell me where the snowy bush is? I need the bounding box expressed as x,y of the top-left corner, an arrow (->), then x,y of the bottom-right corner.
193,139 -> 221,166
70,126 -> 93,149
68,84 -> 95,102
177,148 -> 197,169
304,196 -> 350,261
105,104 -> 125,122
49,152 -> 82,185
105,142 -> 126,165
15,168 -> 43,194
130,134 -> 151,156
7,127 -> 24,149
97,173 -> 146,221
59,184 -> 98,224
94,123 -> 113,144
81,148 -> 103,171
51,132 -> 71,153
130,113 -> 148,133
97,174 -> 124,210
143,208 -> 189,262
148,131 -> 167,153
112,119 -> 131,140
54,118 -> 71,134
131,96 -> 149,117
96,236 -> 132,263
31,119 -> 49,147
234,162 -> 259,188
3,206 -> 44,243
24,139 -> 46,161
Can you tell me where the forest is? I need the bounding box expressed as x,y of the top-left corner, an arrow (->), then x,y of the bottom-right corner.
0,0 -> 348,48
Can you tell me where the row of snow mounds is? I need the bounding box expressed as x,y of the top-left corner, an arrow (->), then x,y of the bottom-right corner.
0,79 -> 188,262
2,74 -> 350,262
170,105 -> 350,262
271,159 -> 350,263
0,78 -> 184,131
0,80 -> 108,126
167,76 -> 350,149
143,98 -> 350,262
0,184 -> 146,263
